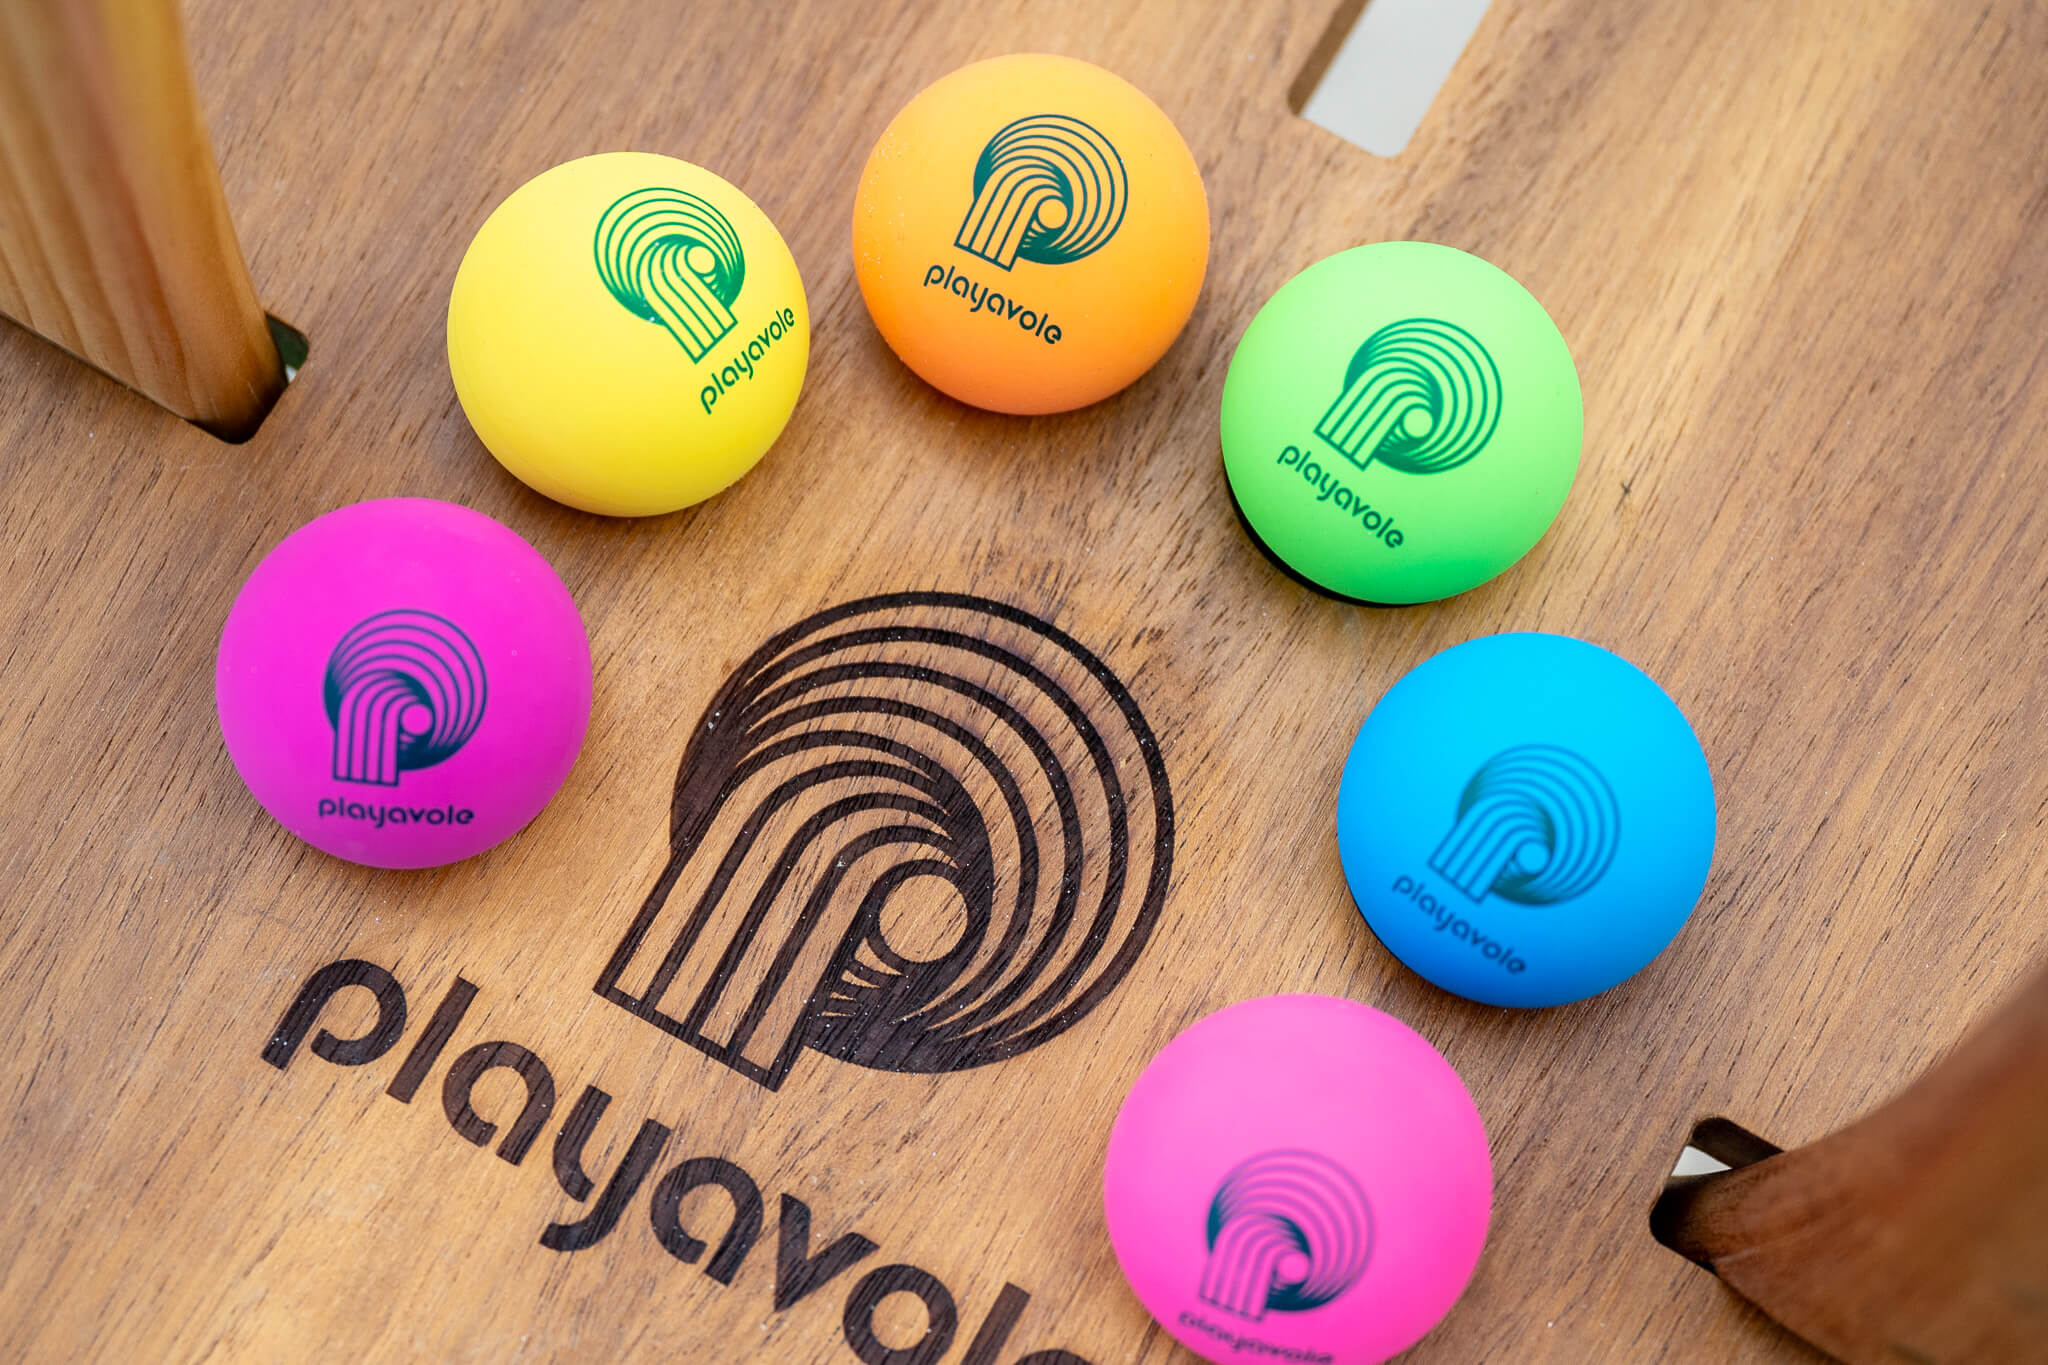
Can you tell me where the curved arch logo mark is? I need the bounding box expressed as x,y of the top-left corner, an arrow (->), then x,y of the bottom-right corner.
1199,1149 -> 1374,1321
955,115 -> 1127,271
1429,745 -> 1619,905
595,591 -> 1174,1091
324,610 -> 488,787
595,188 -> 746,362
1315,318 -> 1501,475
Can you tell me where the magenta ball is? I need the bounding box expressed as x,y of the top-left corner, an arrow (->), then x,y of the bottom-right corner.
1103,994 -> 1493,1365
215,497 -> 591,868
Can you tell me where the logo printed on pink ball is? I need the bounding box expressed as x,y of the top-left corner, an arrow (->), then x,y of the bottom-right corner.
324,610 -> 488,786
1199,1149 -> 1374,1321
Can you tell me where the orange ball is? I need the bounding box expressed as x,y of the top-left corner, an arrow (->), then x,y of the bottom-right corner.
852,54 -> 1210,415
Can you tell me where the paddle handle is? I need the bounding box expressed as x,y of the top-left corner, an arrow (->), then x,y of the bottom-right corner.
0,0 -> 284,440
1656,958 -> 2048,1362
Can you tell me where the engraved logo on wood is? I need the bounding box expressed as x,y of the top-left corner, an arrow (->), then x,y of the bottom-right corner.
595,592 -> 1174,1090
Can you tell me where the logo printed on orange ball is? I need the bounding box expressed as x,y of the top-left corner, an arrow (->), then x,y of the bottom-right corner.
853,54 -> 1209,415
910,113 -> 1128,347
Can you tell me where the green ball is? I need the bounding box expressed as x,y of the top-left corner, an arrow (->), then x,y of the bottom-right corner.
1220,243 -> 1583,605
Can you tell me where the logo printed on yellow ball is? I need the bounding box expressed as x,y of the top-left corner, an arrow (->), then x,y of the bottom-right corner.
954,114 -> 1127,270
591,187 -> 800,417
594,188 -> 746,362
1316,318 -> 1501,475
698,305 -> 798,416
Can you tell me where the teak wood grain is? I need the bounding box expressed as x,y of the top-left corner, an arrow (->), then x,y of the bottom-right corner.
2,0 -> 2046,1361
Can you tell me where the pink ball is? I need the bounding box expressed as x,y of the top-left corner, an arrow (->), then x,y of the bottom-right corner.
216,497 -> 592,869
1103,995 -> 1492,1365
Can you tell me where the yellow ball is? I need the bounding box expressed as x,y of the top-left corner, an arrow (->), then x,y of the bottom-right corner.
448,152 -> 809,516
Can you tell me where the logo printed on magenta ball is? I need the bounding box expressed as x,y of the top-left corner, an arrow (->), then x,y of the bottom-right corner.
1315,318 -> 1501,476
1430,745 -> 1619,905
324,610 -> 487,786
1199,1149 -> 1373,1322
595,188 -> 746,361
956,115 -> 1127,270
595,591 -> 1174,1092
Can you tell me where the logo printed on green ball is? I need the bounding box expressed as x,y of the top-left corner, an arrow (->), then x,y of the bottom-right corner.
1315,318 -> 1501,475
595,188 -> 747,362
1429,745 -> 1618,905
956,115 -> 1127,270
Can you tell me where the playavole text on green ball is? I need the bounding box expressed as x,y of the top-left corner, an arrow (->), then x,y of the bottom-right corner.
1278,446 -> 1405,548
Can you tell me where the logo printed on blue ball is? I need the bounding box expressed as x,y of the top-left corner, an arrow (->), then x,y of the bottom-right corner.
956,114 -> 1127,270
1430,745 -> 1619,906
595,187 -> 747,362
324,609 -> 487,787
1199,1148 -> 1373,1322
1314,318 -> 1501,475
1337,633 -> 1716,1008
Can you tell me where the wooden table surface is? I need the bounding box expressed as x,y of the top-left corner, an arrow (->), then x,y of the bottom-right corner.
5,0 -> 2046,1360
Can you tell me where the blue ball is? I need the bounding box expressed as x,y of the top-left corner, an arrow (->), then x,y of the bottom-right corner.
1336,633 -> 1715,1007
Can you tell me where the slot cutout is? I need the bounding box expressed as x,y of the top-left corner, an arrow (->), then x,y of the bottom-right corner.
1291,0 -> 1495,157
1649,1117 -> 1785,1270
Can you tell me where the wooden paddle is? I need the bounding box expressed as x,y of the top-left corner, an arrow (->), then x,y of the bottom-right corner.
0,0 -> 283,440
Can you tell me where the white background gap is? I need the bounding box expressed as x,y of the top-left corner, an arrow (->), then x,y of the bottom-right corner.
1300,0 -> 1495,157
